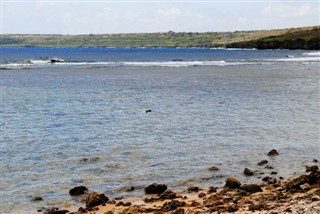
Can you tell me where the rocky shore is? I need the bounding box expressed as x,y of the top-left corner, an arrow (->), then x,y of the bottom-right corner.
33,149 -> 319,214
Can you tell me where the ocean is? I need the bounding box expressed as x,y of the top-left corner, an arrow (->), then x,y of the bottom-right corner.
1,47 -> 319,213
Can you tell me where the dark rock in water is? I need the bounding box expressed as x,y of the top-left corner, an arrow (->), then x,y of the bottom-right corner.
162,200 -> 186,211
69,186 -> 88,196
85,192 -> 109,208
243,168 -> 254,176
265,165 -> 274,169
271,171 -> 278,175
258,160 -> 268,166
306,165 -> 319,172
267,149 -> 279,156
286,175 -> 309,190
225,177 -> 241,189
159,190 -> 178,200
262,176 -> 271,182
187,186 -> 199,192
32,196 -> 43,201
126,186 -> 135,192
50,59 -> 64,63
146,109 -> 152,113
313,159 -> 318,163
239,184 -> 263,193
208,166 -> 219,171
145,183 -> 167,194
172,59 -> 183,61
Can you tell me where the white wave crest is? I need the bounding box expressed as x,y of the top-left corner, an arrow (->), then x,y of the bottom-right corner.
303,51 -> 320,56
272,57 -> 320,62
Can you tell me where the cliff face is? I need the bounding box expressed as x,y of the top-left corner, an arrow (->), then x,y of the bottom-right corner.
227,27 -> 320,50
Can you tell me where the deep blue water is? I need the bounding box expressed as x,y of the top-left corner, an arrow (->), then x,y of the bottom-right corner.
1,47 -> 319,213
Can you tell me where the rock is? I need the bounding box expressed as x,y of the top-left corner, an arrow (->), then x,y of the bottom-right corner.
225,177 -> 241,189
306,165 -> 319,172
286,175 -> 309,190
262,176 -> 272,182
207,186 -> 218,194
313,159 -> 318,163
173,208 -> 185,214
208,166 -> 219,171
258,160 -> 268,166
145,183 -> 167,194
162,200 -> 186,211
239,184 -> 263,193
31,196 -> 43,201
227,203 -> 239,212
69,186 -> 88,196
126,186 -> 135,192
85,192 -> 109,208
43,208 -> 69,214
300,183 -> 312,191
267,149 -> 279,156
198,192 -> 206,198
159,190 -> 178,200
307,171 -> 320,184
243,168 -> 254,176
265,165 -> 274,169
271,171 -> 278,175
187,186 -> 199,192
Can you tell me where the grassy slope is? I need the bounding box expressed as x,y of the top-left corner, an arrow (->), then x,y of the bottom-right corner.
227,26 -> 320,49
1,26 -> 319,49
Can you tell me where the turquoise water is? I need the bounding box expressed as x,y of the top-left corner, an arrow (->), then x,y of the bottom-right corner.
1,48 -> 319,213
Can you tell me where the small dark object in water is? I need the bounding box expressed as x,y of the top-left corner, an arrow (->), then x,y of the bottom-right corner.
32,196 -> 43,201
146,109 -> 152,113
243,168 -> 254,176
172,59 -> 183,61
69,186 -> 88,196
50,58 -> 64,63
267,149 -> 279,156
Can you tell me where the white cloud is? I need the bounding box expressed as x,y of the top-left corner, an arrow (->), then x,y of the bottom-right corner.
157,8 -> 204,19
262,3 -> 317,18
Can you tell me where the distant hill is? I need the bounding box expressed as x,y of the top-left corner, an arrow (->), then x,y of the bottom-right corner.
1,26 -> 319,49
227,26 -> 320,50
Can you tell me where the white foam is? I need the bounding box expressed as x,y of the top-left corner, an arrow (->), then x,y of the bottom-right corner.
272,57 -> 320,62
303,51 -> 320,56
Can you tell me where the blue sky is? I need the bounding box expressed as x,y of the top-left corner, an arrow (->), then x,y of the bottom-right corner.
2,0 -> 319,34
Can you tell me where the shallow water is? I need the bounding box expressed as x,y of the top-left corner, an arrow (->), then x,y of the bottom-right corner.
1,48 -> 319,213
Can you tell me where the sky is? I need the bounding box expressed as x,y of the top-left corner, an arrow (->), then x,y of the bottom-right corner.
1,0 -> 320,34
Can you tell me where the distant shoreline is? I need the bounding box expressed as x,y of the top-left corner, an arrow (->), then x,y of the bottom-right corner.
2,26 -> 319,50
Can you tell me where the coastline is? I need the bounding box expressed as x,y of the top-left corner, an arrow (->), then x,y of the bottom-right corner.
28,150 -> 319,214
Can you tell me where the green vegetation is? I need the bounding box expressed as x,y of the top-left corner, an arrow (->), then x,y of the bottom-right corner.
227,26 -> 320,50
1,26 -> 319,49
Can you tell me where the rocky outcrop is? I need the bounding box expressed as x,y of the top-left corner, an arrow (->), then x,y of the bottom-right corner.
225,177 -> 241,189
145,183 -> 167,194
85,192 -> 109,208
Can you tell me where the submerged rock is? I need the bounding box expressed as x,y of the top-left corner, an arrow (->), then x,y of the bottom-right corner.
31,196 -> 43,201
225,177 -> 241,189
126,186 -> 135,192
208,166 -> 220,171
145,183 -> 167,194
267,149 -> 279,156
258,160 -> 268,166
239,184 -> 263,193
69,186 -> 88,196
85,192 -> 109,208
187,186 -> 199,192
244,168 -> 254,176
